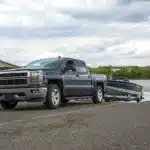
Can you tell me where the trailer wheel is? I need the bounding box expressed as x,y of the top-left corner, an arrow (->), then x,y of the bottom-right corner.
136,94 -> 142,103
61,98 -> 69,104
1,101 -> 18,109
136,98 -> 141,103
104,97 -> 110,102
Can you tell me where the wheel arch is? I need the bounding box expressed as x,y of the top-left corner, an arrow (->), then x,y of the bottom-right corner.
96,81 -> 104,93
47,79 -> 64,94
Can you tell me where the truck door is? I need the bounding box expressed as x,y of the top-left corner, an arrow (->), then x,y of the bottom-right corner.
62,59 -> 81,96
75,60 -> 92,96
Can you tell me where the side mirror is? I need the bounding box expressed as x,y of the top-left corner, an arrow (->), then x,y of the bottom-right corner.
63,65 -> 76,73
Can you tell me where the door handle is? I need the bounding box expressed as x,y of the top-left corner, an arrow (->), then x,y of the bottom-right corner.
76,74 -> 79,77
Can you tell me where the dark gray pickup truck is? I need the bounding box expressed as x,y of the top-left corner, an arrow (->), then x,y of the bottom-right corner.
0,57 -> 107,109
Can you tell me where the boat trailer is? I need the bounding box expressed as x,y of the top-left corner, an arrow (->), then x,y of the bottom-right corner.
104,94 -> 144,103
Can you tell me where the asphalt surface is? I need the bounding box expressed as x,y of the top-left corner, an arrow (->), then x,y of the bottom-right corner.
0,101 -> 150,150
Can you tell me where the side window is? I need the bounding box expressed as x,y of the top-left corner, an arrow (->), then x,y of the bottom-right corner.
65,60 -> 75,67
75,60 -> 87,73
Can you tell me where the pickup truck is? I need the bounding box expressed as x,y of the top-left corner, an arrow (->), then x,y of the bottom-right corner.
0,57 -> 107,109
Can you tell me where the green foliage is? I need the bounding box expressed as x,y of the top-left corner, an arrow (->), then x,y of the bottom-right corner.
88,66 -> 150,79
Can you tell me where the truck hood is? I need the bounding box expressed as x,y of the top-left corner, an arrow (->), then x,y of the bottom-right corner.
0,68 -> 60,75
0,68 -> 42,72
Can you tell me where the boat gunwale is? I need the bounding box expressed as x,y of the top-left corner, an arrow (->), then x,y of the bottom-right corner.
107,80 -> 143,88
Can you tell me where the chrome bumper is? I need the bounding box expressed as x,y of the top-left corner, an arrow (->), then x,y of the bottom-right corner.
0,87 -> 47,102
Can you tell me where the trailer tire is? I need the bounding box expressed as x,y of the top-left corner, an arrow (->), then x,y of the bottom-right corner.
105,97 -> 110,102
136,98 -> 141,103
1,101 -> 18,109
61,98 -> 69,104
136,94 -> 142,103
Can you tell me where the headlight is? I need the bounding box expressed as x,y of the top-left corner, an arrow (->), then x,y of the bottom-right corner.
30,71 -> 43,84
30,71 -> 39,77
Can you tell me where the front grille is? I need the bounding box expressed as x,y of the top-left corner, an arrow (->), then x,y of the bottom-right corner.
0,79 -> 27,85
0,72 -> 28,77
0,71 -> 28,86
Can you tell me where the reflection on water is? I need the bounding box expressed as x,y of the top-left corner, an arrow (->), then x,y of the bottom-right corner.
131,80 -> 150,102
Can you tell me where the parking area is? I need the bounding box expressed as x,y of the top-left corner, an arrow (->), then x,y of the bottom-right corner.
0,101 -> 150,150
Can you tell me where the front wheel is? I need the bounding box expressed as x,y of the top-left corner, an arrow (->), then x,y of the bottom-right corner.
1,101 -> 18,109
44,84 -> 61,109
92,86 -> 104,104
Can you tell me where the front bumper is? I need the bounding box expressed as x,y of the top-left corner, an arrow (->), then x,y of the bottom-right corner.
0,87 -> 47,102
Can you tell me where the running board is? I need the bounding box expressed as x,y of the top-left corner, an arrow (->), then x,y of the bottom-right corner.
66,96 -> 92,100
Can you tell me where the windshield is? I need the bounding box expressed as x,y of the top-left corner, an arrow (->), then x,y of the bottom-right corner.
24,58 -> 61,69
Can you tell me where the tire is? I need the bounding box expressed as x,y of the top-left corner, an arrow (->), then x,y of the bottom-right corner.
92,86 -> 104,104
136,94 -> 142,103
1,101 -> 18,109
44,84 -> 61,109
61,98 -> 69,104
136,98 -> 141,103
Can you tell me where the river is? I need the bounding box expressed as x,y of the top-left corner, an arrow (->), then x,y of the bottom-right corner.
130,80 -> 150,102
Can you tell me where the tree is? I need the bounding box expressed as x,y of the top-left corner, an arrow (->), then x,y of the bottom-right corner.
89,66 -> 150,79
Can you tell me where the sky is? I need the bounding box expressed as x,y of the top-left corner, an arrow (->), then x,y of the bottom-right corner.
0,0 -> 150,67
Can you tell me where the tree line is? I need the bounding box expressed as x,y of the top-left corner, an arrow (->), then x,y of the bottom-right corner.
88,66 -> 150,79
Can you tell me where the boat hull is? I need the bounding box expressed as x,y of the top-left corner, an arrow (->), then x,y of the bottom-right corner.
105,80 -> 144,102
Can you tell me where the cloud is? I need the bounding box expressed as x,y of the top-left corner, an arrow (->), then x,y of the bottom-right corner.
0,0 -> 150,67
1,36 -> 150,66
0,0 -> 74,27
60,1 -> 150,23
0,25 -> 83,39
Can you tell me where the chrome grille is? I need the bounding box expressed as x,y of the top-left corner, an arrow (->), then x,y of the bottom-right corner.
0,79 -> 27,85
0,71 -> 29,86
0,72 -> 28,77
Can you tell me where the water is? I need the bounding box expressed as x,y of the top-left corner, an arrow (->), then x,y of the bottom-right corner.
130,80 -> 150,102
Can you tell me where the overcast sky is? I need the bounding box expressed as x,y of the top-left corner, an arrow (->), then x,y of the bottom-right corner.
0,0 -> 150,66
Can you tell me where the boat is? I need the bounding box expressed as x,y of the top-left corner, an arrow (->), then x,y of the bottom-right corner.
105,77 -> 144,103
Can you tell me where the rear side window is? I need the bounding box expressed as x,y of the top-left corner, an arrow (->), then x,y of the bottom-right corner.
65,60 -> 75,67
75,60 -> 88,73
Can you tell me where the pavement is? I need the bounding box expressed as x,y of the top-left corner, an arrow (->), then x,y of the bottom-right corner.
0,100 -> 150,150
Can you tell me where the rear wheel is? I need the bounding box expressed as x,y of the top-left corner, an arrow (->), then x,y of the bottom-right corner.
44,84 -> 61,109
93,86 -> 104,104
1,101 -> 18,109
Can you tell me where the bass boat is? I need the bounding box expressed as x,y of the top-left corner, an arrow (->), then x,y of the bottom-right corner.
105,77 -> 144,103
